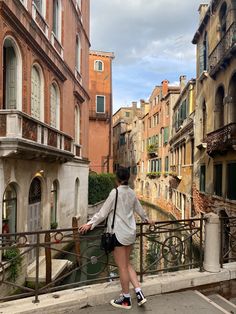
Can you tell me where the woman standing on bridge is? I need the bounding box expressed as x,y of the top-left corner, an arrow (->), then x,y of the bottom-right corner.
79,167 -> 152,310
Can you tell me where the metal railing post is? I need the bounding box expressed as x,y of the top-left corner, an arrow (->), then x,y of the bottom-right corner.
139,223 -> 143,283
33,233 -> 40,304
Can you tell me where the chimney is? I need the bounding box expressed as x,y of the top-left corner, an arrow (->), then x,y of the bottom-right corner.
132,101 -> 137,109
198,4 -> 209,23
179,75 -> 186,92
161,80 -> 169,97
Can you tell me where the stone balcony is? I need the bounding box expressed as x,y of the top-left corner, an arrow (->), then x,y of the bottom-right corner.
206,123 -> 236,157
89,110 -> 110,122
0,110 -> 75,162
209,22 -> 236,78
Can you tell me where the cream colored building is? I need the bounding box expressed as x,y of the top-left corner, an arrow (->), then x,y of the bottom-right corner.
192,1 -> 236,216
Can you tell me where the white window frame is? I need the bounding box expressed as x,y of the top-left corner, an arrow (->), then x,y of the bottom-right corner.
3,36 -> 23,111
20,0 -> 28,9
52,0 -> 62,42
50,82 -> 60,129
31,63 -> 45,122
96,95 -> 105,113
94,60 -> 104,72
76,0 -> 81,11
76,34 -> 81,73
32,0 -> 46,18
75,105 -> 81,144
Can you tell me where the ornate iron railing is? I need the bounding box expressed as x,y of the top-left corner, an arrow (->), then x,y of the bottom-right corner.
206,123 -> 236,156
220,217 -> 236,267
209,22 -> 236,76
0,217 -> 205,303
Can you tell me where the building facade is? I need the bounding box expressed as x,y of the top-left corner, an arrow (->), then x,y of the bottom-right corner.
169,77 -> 196,219
192,1 -> 236,217
136,81 -> 180,218
112,102 -> 144,178
88,50 -> 114,173
0,0 -> 90,246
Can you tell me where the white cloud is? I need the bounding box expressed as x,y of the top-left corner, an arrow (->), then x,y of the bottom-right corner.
90,0 -> 209,111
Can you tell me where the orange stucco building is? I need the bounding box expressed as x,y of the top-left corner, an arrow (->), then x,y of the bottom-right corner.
88,50 -> 115,173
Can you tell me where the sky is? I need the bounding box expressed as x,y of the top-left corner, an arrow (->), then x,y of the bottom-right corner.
90,0 -> 209,113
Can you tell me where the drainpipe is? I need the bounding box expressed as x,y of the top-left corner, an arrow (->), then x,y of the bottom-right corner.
108,57 -> 113,173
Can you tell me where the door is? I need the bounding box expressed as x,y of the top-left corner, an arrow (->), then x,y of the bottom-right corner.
28,178 -> 41,263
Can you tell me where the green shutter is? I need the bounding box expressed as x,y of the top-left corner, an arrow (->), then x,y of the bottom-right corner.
200,165 -> 206,192
164,127 -> 169,144
97,96 -> 105,112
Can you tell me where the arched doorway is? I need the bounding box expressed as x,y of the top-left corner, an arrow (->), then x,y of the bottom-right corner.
2,184 -> 17,234
28,177 -> 41,262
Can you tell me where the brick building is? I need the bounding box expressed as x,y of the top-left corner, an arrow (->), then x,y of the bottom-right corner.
88,50 -> 114,173
192,1 -> 236,216
0,0 -> 90,250
136,81 -> 180,218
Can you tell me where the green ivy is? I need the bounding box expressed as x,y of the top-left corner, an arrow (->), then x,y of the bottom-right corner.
88,173 -> 116,205
4,246 -> 22,282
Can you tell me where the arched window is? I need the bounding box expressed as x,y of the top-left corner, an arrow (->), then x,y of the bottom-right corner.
2,184 -> 17,234
76,34 -> 81,73
50,82 -> 60,129
202,100 -> 207,140
75,105 -> 81,144
94,60 -> 104,72
228,73 -> 236,124
50,181 -> 58,228
219,2 -> 227,38
3,37 -> 22,110
74,178 -> 80,215
31,64 -> 44,121
53,0 -> 62,40
203,32 -> 208,71
214,86 -> 225,129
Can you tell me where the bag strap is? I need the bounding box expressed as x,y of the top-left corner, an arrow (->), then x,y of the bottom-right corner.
105,188 -> 118,229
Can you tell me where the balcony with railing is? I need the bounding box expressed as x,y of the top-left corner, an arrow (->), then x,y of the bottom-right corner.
0,110 -> 74,162
206,123 -> 236,157
209,22 -> 236,77
89,110 -> 110,121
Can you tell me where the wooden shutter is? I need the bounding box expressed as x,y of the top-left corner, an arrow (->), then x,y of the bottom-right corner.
31,66 -> 41,120
50,85 -> 57,127
5,47 -> 17,109
199,43 -> 204,74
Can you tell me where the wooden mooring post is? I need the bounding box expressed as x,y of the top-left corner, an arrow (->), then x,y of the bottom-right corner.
45,232 -> 52,284
72,216 -> 81,266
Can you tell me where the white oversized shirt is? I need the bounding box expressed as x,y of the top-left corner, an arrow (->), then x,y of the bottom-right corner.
88,185 -> 148,245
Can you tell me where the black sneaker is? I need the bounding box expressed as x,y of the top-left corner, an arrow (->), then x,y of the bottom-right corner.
110,295 -> 132,309
136,290 -> 147,306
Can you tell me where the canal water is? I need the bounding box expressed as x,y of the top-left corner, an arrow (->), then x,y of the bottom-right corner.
59,202 -> 173,287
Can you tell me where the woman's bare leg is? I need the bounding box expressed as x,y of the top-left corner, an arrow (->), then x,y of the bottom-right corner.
113,246 -> 130,294
125,245 -> 141,289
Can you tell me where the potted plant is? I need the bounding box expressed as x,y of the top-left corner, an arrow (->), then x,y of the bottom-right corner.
50,221 -> 58,230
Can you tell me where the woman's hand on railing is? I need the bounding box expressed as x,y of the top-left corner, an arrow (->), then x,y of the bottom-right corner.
79,223 -> 92,234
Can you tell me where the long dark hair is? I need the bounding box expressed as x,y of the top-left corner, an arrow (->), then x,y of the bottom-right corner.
116,167 -> 130,185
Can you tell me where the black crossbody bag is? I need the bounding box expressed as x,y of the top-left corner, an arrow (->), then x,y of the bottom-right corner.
100,188 -> 118,254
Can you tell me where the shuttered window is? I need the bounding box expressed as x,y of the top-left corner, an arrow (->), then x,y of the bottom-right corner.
200,165 -> 206,192
31,66 -> 41,120
96,95 -> 105,113
165,156 -> 169,172
227,163 -> 236,200
5,47 -> 17,109
164,127 -> 169,144
214,164 -> 222,197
